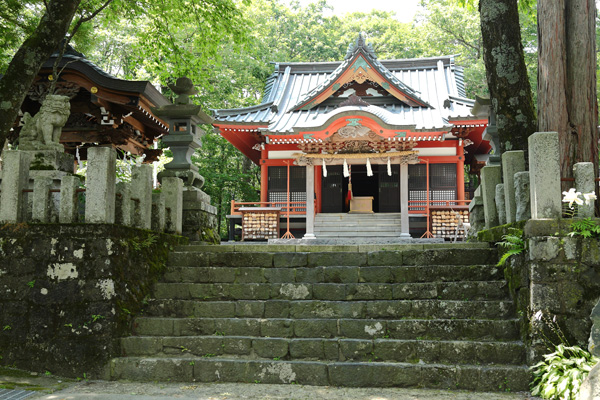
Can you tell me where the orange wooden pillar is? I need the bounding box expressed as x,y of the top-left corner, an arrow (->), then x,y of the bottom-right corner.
457,141 -> 465,202
260,161 -> 268,203
315,166 -> 322,213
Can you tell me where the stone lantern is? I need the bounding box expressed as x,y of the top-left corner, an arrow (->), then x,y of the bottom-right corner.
151,77 -> 218,241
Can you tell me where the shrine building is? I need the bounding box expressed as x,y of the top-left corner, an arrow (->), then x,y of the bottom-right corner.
11,44 -> 170,163
213,35 -> 491,240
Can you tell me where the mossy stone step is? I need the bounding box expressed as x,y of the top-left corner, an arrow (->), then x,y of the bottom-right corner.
120,335 -> 525,365
109,357 -> 530,392
152,281 -> 508,301
177,242 -> 491,253
163,265 -> 505,283
144,299 -> 515,320
167,248 -> 498,268
132,317 -> 521,341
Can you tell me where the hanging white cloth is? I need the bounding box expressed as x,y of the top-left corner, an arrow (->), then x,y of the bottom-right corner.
387,157 -> 392,176
322,159 -> 327,177
366,157 -> 373,177
343,159 -> 349,177
75,146 -> 83,171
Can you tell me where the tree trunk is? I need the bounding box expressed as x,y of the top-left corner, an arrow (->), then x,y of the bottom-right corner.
0,0 -> 81,150
479,0 -> 537,153
538,0 -> 598,189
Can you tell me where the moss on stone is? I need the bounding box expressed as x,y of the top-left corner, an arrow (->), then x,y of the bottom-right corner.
0,223 -> 187,378
477,221 -> 527,243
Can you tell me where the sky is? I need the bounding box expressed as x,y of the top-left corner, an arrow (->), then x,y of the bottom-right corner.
292,0 -> 421,22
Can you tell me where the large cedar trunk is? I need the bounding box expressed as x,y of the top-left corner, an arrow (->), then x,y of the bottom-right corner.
479,0 -> 537,153
538,0 -> 598,188
0,0 -> 81,150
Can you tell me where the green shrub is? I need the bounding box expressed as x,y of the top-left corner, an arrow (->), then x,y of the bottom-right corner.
531,344 -> 598,400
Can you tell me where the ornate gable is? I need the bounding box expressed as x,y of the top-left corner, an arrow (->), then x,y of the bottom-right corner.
291,34 -> 431,111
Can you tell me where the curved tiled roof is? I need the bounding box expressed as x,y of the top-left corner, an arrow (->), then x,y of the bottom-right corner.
214,38 -> 475,134
41,45 -> 170,107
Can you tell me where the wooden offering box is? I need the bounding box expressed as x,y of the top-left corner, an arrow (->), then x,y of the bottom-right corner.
240,207 -> 281,240
349,196 -> 374,213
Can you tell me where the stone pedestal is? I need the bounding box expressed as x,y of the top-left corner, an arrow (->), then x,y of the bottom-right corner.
574,162 -> 595,218
32,177 -> 53,223
163,177 -> 183,235
502,151 -> 526,223
481,165 -> 502,229
59,175 -> 81,223
468,195 -> 485,238
152,192 -> 166,232
182,187 -> 218,242
131,164 -> 153,229
495,183 -> 506,225
0,151 -> 31,223
529,132 -> 561,219
514,171 -> 531,221
27,150 -> 74,173
86,147 -> 116,224
116,182 -> 132,226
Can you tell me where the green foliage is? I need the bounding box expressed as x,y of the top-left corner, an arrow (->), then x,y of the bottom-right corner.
530,344 -> 598,400
569,218 -> 600,239
129,234 -> 158,251
496,228 -> 525,266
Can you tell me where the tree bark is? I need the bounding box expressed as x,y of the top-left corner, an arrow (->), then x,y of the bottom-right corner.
479,0 -> 537,153
0,0 -> 81,151
538,0 -> 598,188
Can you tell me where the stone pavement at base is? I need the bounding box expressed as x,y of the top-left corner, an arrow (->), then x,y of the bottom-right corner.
29,381 -> 539,400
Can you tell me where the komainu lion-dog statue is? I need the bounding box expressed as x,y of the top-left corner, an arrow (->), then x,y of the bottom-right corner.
19,94 -> 70,151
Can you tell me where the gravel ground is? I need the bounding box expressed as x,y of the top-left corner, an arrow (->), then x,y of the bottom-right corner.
28,380 -> 540,400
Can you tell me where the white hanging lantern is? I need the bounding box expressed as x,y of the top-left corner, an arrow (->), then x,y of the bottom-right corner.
322,159 -> 327,177
387,157 -> 392,176
366,157 -> 373,177
343,159 -> 349,177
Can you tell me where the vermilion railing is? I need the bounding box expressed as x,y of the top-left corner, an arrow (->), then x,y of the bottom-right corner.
231,199 -> 470,217
230,201 -> 308,217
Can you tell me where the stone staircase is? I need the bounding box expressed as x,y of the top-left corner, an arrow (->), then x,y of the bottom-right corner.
314,213 -> 404,239
108,243 -> 530,392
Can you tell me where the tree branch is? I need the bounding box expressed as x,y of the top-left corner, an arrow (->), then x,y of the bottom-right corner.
49,0 -> 114,93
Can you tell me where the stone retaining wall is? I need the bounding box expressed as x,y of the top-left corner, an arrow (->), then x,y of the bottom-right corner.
481,219 -> 600,363
0,224 -> 186,378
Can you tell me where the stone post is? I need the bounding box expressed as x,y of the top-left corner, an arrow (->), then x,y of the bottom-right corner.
303,164 -> 316,239
468,195 -> 485,238
152,192 -> 166,232
0,151 -> 31,223
480,165 -> 502,229
573,162 -> 595,218
85,147 -> 116,224
400,163 -> 410,237
495,183 -> 506,225
32,177 -> 53,223
514,172 -> 531,221
130,164 -> 153,229
116,182 -> 131,226
528,132 -> 561,219
502,151 -> 526,223
59,175 -> 81,223
163,177 -> 183,234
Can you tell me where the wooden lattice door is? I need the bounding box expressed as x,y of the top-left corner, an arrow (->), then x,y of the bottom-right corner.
378,164 -> 400,212
321,165 -> 343,213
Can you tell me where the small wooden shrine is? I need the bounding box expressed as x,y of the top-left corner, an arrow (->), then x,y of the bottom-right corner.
214,35 -> 492,239
10,44 -> 170,163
